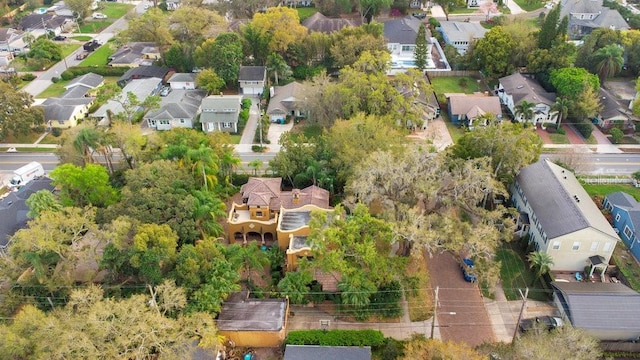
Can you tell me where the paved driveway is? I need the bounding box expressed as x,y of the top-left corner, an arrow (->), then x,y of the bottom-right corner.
426,251 -> 495,347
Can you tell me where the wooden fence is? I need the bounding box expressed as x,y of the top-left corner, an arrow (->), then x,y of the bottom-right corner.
580,177 -> 639,187
425,70 -> 481,78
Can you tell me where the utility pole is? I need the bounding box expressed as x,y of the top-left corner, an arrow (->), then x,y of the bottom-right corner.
512,288 -> 529,342
430,286 -> 439,339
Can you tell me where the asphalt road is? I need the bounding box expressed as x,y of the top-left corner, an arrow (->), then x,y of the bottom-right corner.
22,1 -> 146,97
541,153 -> 640,175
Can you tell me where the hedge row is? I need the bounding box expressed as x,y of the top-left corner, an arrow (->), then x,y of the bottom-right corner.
60,66 -> 131,81
285,330 -> 385,347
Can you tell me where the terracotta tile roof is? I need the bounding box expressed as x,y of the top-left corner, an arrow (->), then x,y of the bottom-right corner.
314,270 -> 341,292
279,186 -> 330,209
241,178 -> 282,206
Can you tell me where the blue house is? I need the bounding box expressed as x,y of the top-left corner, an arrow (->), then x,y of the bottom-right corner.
603,191 -> 640,262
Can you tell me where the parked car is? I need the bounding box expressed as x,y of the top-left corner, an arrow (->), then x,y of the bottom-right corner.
412,12 -> 426,19
460,257 -> 477,283
83,39 -> 101,52
544,2 -> 554,9
92,12 -> 107,19
76,51 -> 89,60
159,87 -> 171,96
519,316 -> 564,332
53,35 -> 66,41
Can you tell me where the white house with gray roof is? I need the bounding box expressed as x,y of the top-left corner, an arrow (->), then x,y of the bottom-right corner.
552,282 -> 640,341
438,21 -> 487,55
144,89 -> 206,131
511,159 -> 619,271
238,66 -> 266,95
560,0 -> 630,39
168,73 -> 196,90
497,73 -> 558,126
267,81 -> 306,123
93,77 -> 162,121
383,16 -> 434,73
198,94 -> 242,133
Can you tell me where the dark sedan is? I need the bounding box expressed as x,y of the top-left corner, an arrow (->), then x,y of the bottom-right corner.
519,316 -> 564,332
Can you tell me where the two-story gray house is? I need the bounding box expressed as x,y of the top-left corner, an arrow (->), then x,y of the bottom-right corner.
199,94 -> 242,133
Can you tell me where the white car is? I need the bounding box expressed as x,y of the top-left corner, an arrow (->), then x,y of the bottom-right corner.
92,12 -> 107,19
544,2 -> 554,9
143,3 -> 151,9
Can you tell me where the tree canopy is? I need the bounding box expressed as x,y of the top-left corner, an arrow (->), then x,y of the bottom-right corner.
0,82 -> 44,142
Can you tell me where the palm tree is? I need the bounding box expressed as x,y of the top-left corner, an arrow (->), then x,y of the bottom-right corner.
192,190 -> 226,239
226,243 -> 270,282
527,251 -> 554,285
248,159 -> 263,175
514,100 -> 535,124
73,127 -> 100,166
185,145 -> 218,191
551,97 -> 571,128
593,44 -> 624,82
266,53 -> 292,86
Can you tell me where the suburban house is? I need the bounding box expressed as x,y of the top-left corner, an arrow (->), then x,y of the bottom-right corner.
595,88 -> 637,131
0,28 -> 28,62
93,77 -> 163,121
447,93 -> 502,127
266,81 -> 306,123
238,66 -> 266,95
302,12 -> 363,33
167,72 -> 196,90
284,345 -> 372,360
117,65 -> 169,87
552,282 -> 640,341
511,159 -> 620,271
0,178 -> 54,248
227,177 -> 331,246
437,21 -> 487,55
496,73 -> 558,126
64,72 -> 104,92
397,81 -> 440,130
40,86 -> 96,128
143,89 -> 206,131
217,298 -> 289,347
20,13 -> 71,37
603,192 -> 640,263
198,94 -> 242,133
108,42 -> 161,67
383,16 -> 433,73
560,0 -> 630,39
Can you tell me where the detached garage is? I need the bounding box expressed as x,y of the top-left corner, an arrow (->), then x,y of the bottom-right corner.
238,66 -> 266,95
552,281 -> 640,341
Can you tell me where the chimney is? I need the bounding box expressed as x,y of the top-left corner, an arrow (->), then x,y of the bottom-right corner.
292,189 -> 300,204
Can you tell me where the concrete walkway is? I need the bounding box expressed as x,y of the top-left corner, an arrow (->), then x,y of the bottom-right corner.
505,0 -> 526,14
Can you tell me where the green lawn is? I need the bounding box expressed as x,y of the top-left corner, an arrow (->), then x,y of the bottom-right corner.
229,134 -> 241,144
430,76 -> 480,103
1,130 -> 45,144
512,0 -> 544,12
71,35 -> 93,41
79,44 -> 115,66
582,183 -> 640,201
548,133 -> 570,144
99,2 -> 134,18
497,244 -> 550,301
296,7 -> 317,21
612,245 -> 640,292
36,79 -> 71,98
39,133 -> 63,144
444,113 -> 466,143
79,20 -> 113,34
59,43 -> 81,58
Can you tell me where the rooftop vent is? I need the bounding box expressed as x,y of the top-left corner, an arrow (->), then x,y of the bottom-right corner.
516,85 -> 524,89
574,195 -> 580,203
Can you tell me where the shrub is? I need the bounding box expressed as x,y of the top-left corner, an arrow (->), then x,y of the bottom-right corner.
51,127 -> 62,137
251,145 -> 266,152
286,330 -> 385,347
557,126 -> 565,135
241,98 -> 252,110
546,125 -> 557,133
292,65 -> 324,80
610,128 -> 623,144
51,76 -> 60,83
21,73 -> 36,81
574,120 -> 593,138
60,66 -> 130,81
